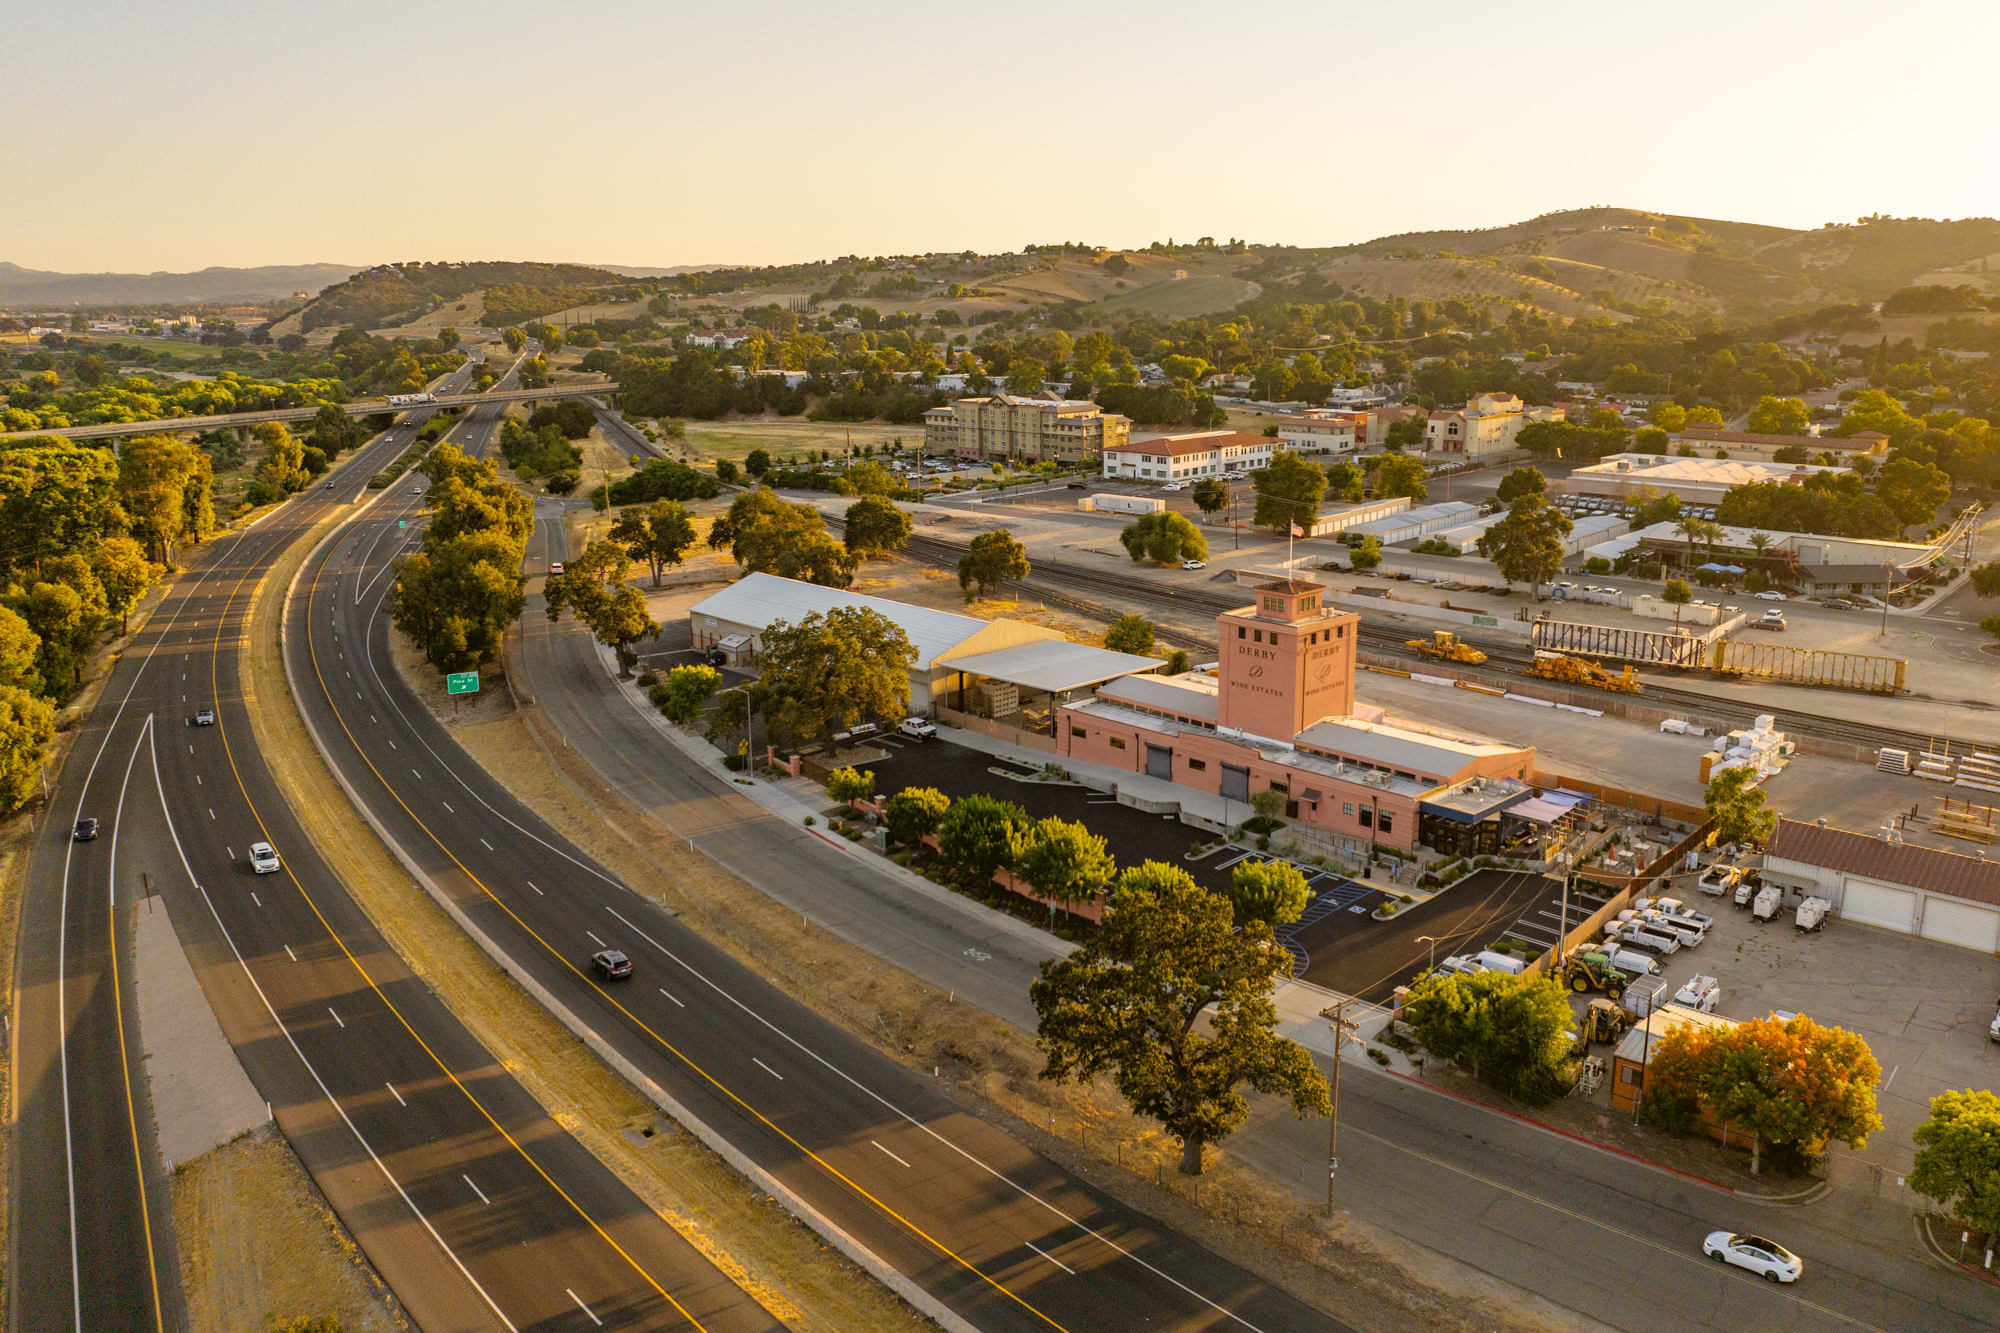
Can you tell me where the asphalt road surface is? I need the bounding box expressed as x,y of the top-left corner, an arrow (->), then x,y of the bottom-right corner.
12,359 -> 787,1333
288,420 -> 1357,1332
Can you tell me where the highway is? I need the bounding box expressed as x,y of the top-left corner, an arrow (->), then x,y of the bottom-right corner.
286,391 -> 1356,1333
0,383 -> 594,443
11,357 -> 787,1333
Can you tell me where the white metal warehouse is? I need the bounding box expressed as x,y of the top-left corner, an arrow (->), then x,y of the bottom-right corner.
1760,818 -> 2000,953
686,572 -> 1067,713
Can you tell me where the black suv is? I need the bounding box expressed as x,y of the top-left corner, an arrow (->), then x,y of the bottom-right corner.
72,818 -> 100,842
591,949 -> 632,981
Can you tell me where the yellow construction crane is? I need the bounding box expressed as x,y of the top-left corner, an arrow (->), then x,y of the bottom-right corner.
1405,630 -> 1487,664
1527,651 -> 1641,693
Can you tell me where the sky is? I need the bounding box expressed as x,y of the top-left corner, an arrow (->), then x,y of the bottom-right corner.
7,0 -> 1997,273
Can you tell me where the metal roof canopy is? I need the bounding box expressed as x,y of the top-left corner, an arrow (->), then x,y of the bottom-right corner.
940,640 -> 1164,693
690,572 -> 992,670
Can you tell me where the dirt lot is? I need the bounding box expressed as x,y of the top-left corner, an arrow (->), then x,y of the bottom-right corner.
175,1124 -> 406,1333
676,419 -> 913,463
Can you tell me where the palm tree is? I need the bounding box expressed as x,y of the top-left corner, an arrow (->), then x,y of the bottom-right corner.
1673,515 -> 1705,575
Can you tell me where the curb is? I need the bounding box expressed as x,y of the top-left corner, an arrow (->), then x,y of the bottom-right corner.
1382,1068 -> 1827,1203
277,495 -> 982,1333
1919,1214 -> 2000,1286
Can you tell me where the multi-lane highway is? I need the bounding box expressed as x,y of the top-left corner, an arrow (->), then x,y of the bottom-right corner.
286,379 -> 1353,1333
11,357 -> 789,1332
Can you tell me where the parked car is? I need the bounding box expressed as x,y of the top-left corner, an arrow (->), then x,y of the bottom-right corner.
591,949 -> 632,980
1697,865 -> 1741,896
1703,1231 -> 1802,1282
248,842 -> 281,874
72,817 -> 100,842
1473,950 -> 1526,976
1674,975 -> 1722,1012
898,717 -> 937,742
1752,611 -> 1787,631
1182,559 -> 1207,570
1754,591 -> 1787,601
190,708 -> 217,726
1601,946 -> 1663,977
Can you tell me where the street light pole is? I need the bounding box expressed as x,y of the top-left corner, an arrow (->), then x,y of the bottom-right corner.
1416,935 -> 1440,974
1320,1000 -> 1360,1217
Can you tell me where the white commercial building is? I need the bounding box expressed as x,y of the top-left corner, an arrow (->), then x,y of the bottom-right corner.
1343,501 -> 1480,545
687,572 -> 1065,712
1761,818 -> 2000,953
1102,430 -> 1274,482
1563,454 -> 1850,507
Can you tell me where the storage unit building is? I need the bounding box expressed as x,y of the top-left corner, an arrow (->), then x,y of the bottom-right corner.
1759,818 -> 2000,953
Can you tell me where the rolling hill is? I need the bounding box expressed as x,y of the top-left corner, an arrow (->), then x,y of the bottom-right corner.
0,261 -> 360,307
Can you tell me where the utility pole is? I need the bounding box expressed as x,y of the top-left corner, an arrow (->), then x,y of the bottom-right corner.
1880,562 -> 1892,638
1320,1000 -> 1361,1217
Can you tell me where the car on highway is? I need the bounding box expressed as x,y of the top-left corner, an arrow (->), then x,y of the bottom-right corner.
1066,481 -> 1088,489
591,949 -> 632,981
1182,559 -> 1207,570
549,562 -> 565,576
190,708 -> 216,726
1754,591 -> 1787,601
1703,1231 -> 1801,1282
72,818 -> 99,842
248,842 -> 281,874
323,480 -> 334,488
410,486 -> 423,495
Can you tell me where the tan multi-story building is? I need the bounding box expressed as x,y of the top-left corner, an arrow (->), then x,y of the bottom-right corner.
922,395 -> 1131,464
1101,430 -> 1274,482
1423,392 -> 1561,459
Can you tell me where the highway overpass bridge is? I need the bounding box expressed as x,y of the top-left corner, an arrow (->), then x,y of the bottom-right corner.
0,384 -> 607,443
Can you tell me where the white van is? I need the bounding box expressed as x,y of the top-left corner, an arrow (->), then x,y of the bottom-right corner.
1601,946 -> 1663,977
1474,950 -> 1526,976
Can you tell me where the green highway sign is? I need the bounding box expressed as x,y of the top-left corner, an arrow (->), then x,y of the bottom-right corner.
446,671 -> 480,695
398,519 -> 407,529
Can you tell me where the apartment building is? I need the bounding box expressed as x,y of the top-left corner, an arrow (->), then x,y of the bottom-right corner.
1276,411 -> 1360,455
1423,391 -> 1560,459
1101,430 -> 1274,482
922,395 -> 1131,464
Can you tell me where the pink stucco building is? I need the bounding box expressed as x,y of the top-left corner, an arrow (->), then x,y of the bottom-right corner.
1057,580 -> 1536,856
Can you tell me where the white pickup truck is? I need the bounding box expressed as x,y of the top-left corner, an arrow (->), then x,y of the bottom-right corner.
1674,975 -> 1722,1012
1606,920 -> 1681,956
1637,896 -> 1716,930
898,717 -> 938,741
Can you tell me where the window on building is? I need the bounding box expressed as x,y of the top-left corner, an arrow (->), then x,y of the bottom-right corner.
1267,780 -> 1289,794
1237,627 -> 1246,639
1343,803 -> 1354,816
1620,1065 -> 1642,1085
1187,758 -> 1207,772
1378,812 -> 1394,835
1253,630 -> 1263,643
1358,808 -> 1372,829
1109,737 -> 1126,749
1070,726 -> 1086,738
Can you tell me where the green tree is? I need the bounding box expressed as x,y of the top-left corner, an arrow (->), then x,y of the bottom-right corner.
958,528 -> 1029,600
1118,511 -> 1208,564
1400,971 -> 1577,1104
389,531 -> 527,676
1910,1090 -> 2000,1235
1747,396 -> 1810,436
13,581 -> 84,698
1494,466 -> 1545,504
0,441 -> 123,581
1348,535 -> 1383,569
544,540 -> 659,676
252,421 -> 308,496
1648,1014 -> 1881,1174
753,606 -> 916,751
0,606 -> 42,696
1972,561 -> 2000,599
118,434 -> 205,565
1012,816 -> 1116,907
936,793 -> 1030,887
1252,449 -> 1326,530
1030,860 -> 1329,1175
1686,406 -> 1725,428
1384,415 -> 1427,450
1103,614 -> 1155,656
1651,403 -> 1688,432
722,490 -> 859,588
714,458 -> 739,485
1191,476 -> 1229,516
1374,453 -> 1429,502
1633,426 -> 1670,454
1163,649 -> 1189,675
657,664 -> 721,724
825,766 -> 875,804
0,684 -> 57,814
1662,576 -> 1692,629
884,786 -> 951,845
610,500 -> 698,588
1704,764 -> 1776,846
1226,859 -> 1312,929
843,495 -> 912,559
745,448 -> 772,478
1876,457 -> 1951,532
91,536 -> 161,635
502,327 -> 527,353
1323,459 -> 1364,503
1476,495 -> 1572,596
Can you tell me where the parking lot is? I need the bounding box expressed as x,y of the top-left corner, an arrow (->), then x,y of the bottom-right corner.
1593,869 -> 2000,1181
1287,869 -> 1552,1002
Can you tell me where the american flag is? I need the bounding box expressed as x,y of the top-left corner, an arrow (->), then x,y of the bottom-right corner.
1290,523 -> 1305,537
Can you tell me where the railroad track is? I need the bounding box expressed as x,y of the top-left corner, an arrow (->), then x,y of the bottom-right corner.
861,525 -> 1998,757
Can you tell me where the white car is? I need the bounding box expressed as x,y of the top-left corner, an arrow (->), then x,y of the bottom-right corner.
1703,1231 -> 1802,1282
248,842 -> 281,875
1754,591 -> 1786,601
898,717 -> 937,742
1182,559 -> 1207,570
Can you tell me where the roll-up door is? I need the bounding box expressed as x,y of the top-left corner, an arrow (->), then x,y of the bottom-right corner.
1920,896 -> 2000,953
1838,881 -> 1916,933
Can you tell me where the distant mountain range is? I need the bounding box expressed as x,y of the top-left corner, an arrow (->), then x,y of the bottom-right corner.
0,262 -> 363,307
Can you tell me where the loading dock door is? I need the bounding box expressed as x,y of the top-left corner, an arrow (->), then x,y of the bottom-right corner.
1221,764 -> 1250,803
1839,881 -> 1916,933
1145,744 -> 1173,781
1920,896 -> 2000,953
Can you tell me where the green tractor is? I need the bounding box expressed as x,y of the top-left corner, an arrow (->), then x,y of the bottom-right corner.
1561,950 -> 1629,1001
